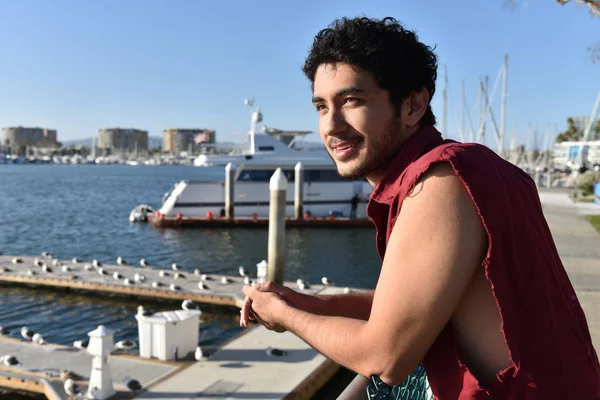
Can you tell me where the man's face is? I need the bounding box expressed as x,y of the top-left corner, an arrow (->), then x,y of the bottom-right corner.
312,63 -> 406,182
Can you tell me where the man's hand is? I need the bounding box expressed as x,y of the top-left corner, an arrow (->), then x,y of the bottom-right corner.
240,281 -> 310,329
240,282 -> 290,332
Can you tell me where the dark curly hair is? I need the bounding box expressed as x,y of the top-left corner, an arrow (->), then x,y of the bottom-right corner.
303,16 -> 438,126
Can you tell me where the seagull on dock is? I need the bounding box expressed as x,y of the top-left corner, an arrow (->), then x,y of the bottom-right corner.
32,333 -> 45,345
33,258 -> 42,267
137,305 -> 152,316
27,269 -> 36,276
113,272 -> 123,280
174,273 -> 185,280
169,283 -> 180,291
84,264 -> 94,271
134,273 -> 146,283
194,268 -> 201,276
123,278 -> 133,285
125,378 -> 142,392
159,270 -> 169,277
41,251 -> 51,258
72,257 -> 80,264
0,327 -> 9,336
197,282 -> 209,290
21,327 -> 34,341
92,259 -> 102,267
115,340 -> 137,350
238,266 -> 247,277
73,339 -> 89,350
321,277 -> 333,286
200,274 -> 211,281
62,265 -> 71,273
117,256 -> 127,265
151,281 -> 162,288
195,346 -> 205,361
42,264 -> 52,273
0,267 -> 9,273
171,263 -> 180,271
243,276 -> 251,285
98,267 -> 106,276
297,279 -> 309,291
64,378 -> 81,396
140,258 -> 149,267
182,299 -> 200,311
52,259 -> 60,267
221,276 -> 231,284
1,355 -> 18,366
12,258 -> 22,264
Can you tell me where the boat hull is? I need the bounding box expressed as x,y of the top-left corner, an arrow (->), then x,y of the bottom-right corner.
158,180 -> 371,219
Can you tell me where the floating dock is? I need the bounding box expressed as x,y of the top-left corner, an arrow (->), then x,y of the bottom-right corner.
0,255 -> 360,309
149,215 -> 375,229
135,324 -> 340,400
0,336 -> 180,399
0,325 -> 341,400
0,254 -> 356,399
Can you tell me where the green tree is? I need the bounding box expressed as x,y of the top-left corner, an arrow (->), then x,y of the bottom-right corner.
556,118 -> 582,142
556,117 -> 600,142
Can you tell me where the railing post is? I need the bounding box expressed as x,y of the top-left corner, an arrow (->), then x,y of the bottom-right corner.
225,162 -> 235,219
294,162 -> 304,219
268,168 -> 287,284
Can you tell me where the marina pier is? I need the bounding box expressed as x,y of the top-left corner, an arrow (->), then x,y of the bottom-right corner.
0,254 -> 360,399
0,255 -> 362,309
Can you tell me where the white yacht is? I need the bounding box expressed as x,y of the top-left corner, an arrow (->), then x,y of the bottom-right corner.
152,100 -> 373,219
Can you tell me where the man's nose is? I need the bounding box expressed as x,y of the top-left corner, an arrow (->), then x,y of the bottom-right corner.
321,108 -> 348,138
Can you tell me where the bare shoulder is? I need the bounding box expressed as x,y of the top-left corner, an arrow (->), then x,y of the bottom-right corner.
402,161 -> 482,230
406,161 -> 463,200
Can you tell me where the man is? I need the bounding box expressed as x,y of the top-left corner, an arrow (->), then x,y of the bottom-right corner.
241,17 -> 600,398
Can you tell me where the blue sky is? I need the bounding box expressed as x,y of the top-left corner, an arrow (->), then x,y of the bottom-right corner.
0,0 -> 598,150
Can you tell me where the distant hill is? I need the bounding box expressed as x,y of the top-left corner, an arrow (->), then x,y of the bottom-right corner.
61,136 -> 162,150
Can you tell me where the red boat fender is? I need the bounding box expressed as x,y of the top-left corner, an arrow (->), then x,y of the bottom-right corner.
206,211 -> 213,220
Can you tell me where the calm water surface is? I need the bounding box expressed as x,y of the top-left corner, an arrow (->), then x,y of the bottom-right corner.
0,164 -> 380,347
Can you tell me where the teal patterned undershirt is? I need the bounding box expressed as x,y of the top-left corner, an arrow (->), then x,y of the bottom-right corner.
366,364 -> 434,400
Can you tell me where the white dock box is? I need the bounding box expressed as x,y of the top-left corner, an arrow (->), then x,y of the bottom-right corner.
135,309 -> 201,361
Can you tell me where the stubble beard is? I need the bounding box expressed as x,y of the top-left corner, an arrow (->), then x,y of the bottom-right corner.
336,119 -> 404,181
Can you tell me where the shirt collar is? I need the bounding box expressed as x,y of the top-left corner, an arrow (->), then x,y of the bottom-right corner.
369,125 -> 444,204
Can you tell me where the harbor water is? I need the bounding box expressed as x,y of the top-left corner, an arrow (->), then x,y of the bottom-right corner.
0,164 -> 380,349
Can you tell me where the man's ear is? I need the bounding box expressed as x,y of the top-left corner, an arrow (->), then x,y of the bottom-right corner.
402,88 -> 430,128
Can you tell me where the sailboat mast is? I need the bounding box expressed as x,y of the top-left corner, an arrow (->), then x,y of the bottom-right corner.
499,54 -> 508,156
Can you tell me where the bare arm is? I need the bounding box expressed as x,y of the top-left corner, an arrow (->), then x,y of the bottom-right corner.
295,290 -> 374,320
258,163 -> 487,384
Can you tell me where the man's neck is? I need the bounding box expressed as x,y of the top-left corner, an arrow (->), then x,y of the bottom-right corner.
366,124 -> 421,187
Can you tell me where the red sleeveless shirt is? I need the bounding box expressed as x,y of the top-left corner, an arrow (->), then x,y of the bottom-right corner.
366,125 -> 600,399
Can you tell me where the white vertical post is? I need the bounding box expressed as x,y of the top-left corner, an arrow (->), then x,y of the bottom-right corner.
268,168 -> 287,284
294,162 -> 304,219
86,325 -> 116,400
225,163 -> 235,219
